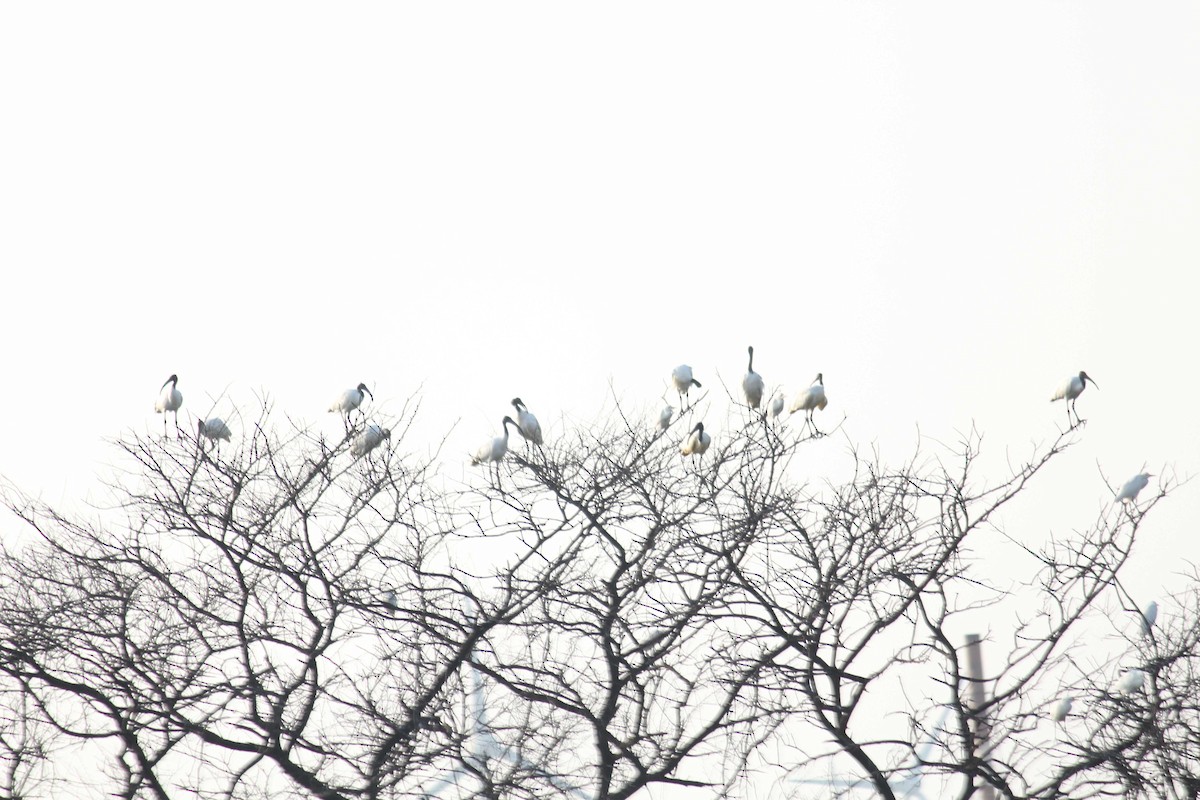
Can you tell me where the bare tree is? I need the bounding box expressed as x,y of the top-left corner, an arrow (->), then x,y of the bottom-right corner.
0,398 -> 1188,799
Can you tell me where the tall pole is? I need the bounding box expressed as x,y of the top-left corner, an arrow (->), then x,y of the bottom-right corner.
964,634 -> 995,800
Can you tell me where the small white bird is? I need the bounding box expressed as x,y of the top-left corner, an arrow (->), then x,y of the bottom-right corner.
472,416 -> 518,466
1140,601 -> 1159,636
198,418 -> 232,448
511,398 -> 543,445
671,365 -> 702,407
680,422 -> 711,460
351,424 -> 390,458
1117,668 -> 1146,694
742,346 -> 765,409
769,392 -> 785,419
789,373 -> 829,432
1051,370 -> 1099,427
1115,472 -> 1153,504
154,374 -> 184,438
658,405 -> 674,431
330,383 -> 372,422
1051,696 -> 1073,722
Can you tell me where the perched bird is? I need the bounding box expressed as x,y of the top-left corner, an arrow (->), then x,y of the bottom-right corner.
658,405 -> 674,431
472,417 -> 518,465
154,374 -> 184,438
1117,668 -> 1146,694
789,373 -> 829,432
1051,696 -> 1073,722
671,365 -> 702,407
351,424 -> 390,458
1140,601 -> 1159,637
383,590 -> 399,612
680,422 -> 711,460
198,418 -> 232,448
742,346 -> 764,409
1115,473 -> 1153,504
769,392 -> 785,419
329,383 -> 372,423
511,398 -> 543,445
1051,370 -> 1098,427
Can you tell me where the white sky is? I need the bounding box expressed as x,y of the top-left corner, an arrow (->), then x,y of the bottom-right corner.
1,0 -> 1197,711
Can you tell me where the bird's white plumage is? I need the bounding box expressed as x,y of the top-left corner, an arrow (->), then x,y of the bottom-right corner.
1141,601 -> 1159,636
472,417 -> 516,465
199,418 -> 232,442
511,399 -> 543,445
680,422 -> 711,457
1117,668 -> 1145,694
1051,696 -> 1073,722
155,375 -> 183,414
789,376 -> 828,415
742,346 -> 764,409
330,383 -> 371,415
1116,473 -> 1152,503
1051,371 -> 1097,402
671,365 -> 701,395
769,392 -> 784,419
658,405 -> 674,431
351,424 -> 390,457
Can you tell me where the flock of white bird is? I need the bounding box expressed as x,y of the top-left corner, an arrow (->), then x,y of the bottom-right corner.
154,360 -> 1157,716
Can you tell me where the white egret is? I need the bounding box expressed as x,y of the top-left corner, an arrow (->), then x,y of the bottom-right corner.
351,424 -> 390,458
769,392 -> 785,419
154,374 -> 183,437
472,417 -> 518,466
330,383 -> 372,423
658,405 -> 674,431
1140,601 -> 1159,636
742,346 -> 764,409
1051,696 -> 1073,722
1115,472 -> 1153,504
1051,370 -> 1098,427
671,365 -> 702,407
680,422 -> 711,461
198,418 -> 232,451
511,398 -> 543,445
1117,668 -> 1145,694
789,373 -> 828,432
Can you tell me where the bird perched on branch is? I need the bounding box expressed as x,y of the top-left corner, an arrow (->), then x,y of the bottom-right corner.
330,383 -> 372,425
1051,370 -> 1098,427
680,422 -> 711,463
789,373 -> 828,433
511,398 -> 543,445
671,365 -> 702,408
198,418 -> 232,451
1115,472 -> 1152,504
742,346 -> 764,409
1051,696 -> 1073,722
154,374 -> 183,438
472,417 -> 518,465
351,424 -> 390,458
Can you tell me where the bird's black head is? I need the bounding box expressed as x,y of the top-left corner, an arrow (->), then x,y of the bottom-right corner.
163,374 -> 179,388
815,372 -> 824,385
358,383 -> 373,398
512,398 -> 524,409
502,415 -> 517,428
1080,371 -> 1098,389
693,422 -> 705,433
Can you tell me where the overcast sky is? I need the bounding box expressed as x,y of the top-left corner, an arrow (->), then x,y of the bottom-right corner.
2,2 -> 1197,632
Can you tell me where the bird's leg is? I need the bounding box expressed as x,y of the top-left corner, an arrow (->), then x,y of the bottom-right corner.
163,416 -> 168,440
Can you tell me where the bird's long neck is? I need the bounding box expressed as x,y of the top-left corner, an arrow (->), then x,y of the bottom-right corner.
747,349 -> 754,372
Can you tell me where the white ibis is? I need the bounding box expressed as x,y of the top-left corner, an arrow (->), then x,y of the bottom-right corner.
350,424 -> 390,458
1117,668 -> 1145,694
511,398 -> 543,445
472,417 -> 518,465
658,405 -> 674,431
742,346 -> 764,409
671,365 -> 702,408
198,418 -> 232,451
1140,601 -> 1159,636
789,373 -> 828,432
1051,696 -> 1073,722
154,374 -> 183,438
330,383 -> 372,424
1115,473 -> 1152,504
680,422 -> 711,462
1051,371 -> 1098,427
